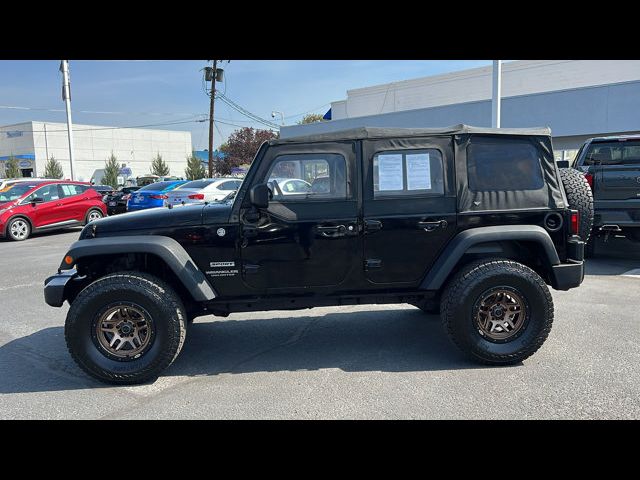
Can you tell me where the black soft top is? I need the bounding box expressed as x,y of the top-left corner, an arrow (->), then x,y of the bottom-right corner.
272,124 -> 552,145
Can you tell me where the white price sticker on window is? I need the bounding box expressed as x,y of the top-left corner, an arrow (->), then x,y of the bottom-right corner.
406,153 -> 431,190
378,154 -> 404,191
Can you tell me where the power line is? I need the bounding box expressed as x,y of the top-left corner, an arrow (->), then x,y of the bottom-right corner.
215,92 -> 280,129
284,102 -> 332,119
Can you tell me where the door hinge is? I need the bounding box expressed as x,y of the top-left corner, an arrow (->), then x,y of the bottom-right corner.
364,259 -> 382,270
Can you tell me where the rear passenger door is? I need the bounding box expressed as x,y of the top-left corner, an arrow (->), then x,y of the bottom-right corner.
58,184 -> 88,221
362,137 -> 457,286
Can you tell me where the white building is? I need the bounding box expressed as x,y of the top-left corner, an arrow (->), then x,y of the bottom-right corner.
282,60 -> 640,162
0,121 -> 192,182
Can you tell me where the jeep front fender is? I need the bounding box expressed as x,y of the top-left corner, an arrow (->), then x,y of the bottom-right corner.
420,225 -> 560,290
59,235 -> 217,302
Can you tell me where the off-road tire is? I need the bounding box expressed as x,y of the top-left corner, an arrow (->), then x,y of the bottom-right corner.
440,259 -> 554,365
65,272 -> 187,384
559,168 -> 594,242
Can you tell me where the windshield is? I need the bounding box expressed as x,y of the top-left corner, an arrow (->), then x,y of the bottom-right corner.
0,183 -> 40,202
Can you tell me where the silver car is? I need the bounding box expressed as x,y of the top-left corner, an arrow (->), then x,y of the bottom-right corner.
164,178 -> 243,207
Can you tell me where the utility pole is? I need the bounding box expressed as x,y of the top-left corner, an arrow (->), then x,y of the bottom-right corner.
60,60 -> 76,180
208,60 -> 217,178
491,60 -> 502,128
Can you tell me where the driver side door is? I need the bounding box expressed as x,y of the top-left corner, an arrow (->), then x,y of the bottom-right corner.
239,142 -> 359,293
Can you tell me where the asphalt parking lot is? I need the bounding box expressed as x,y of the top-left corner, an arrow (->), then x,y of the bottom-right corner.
1,228 -> 639,419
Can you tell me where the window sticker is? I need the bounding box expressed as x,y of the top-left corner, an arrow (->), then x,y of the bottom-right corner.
377,154 -> 404,191
406,153 -> 431,190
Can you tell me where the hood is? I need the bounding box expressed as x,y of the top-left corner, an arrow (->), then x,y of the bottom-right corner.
83,204 -> 207,238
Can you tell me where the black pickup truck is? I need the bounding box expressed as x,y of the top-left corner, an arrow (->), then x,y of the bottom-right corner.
44,125 -> 593,384
572,135 -> 640,255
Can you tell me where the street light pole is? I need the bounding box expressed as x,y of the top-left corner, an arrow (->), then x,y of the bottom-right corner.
60,60 -> 76,180
491,60 -> 502,128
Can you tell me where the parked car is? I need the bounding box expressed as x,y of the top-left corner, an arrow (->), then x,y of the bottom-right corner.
267,178 -> 311,196
0,180 -> 106,241
126,180 -> 187,212
45,124 -> 592,384
572,135 -> 640,256
164,178 -> 243,207
104,186 -> 141,215
91,184 -> 116,196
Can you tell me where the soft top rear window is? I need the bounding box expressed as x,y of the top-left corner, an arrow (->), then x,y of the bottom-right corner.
467,138 -> 545,192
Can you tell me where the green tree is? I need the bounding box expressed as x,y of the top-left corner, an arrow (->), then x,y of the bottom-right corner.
4,155 -> 21,178
184,154 -> 206,180
103,152 -> 120,188
297,113 -> 324,125
43,156 -> 64,179
150,153 -> 170,176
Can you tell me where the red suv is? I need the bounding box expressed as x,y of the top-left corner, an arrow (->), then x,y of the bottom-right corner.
0,180 -> 106,241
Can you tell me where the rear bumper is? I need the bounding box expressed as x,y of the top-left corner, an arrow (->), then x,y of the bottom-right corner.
551,261 -> 584,291
550,236 -> 584,291
44,269 -> 78,307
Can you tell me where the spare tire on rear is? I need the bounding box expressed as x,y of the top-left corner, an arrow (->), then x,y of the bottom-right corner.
559,168 -> 594,242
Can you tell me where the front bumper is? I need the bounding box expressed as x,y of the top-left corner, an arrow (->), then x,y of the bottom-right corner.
44,269 -> 78,307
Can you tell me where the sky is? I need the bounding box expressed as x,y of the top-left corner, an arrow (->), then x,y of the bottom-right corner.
0,60 -> 493,150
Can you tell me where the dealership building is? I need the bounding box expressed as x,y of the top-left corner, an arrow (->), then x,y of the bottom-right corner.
0,121 -> 192,182
281,60 -> 640,162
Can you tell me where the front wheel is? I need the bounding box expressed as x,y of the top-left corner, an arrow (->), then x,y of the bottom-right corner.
65,272 -> 187,384
441,260 -> 553,365
7,217 -> 31,241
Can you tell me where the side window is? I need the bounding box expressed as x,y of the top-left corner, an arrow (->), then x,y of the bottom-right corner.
373,149 -> 444,198
59,184 -> 83,198
467,139 -> 544,191
24,185 -> 60,203
265,153 -> 347,201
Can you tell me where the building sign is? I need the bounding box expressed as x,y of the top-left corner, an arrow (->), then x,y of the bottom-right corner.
19,160 -> 32,168
5,131 -> 23,138
119,167 -> 132,176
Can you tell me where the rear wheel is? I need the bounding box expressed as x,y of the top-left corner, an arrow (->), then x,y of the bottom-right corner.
65,272 -> 187,384
7,217 -> 31,241
441,260 -> 553,365
85,209 -> 103,224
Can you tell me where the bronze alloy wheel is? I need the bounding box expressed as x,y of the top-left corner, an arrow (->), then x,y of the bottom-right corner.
474,287 -> 528,342
94,304 -> 154,360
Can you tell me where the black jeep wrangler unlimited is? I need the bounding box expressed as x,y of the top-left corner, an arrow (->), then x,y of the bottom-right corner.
44,125 -> 592,384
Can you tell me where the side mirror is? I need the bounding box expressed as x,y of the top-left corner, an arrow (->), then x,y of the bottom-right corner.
249,183 -> 270,209
31,197 -> 44,204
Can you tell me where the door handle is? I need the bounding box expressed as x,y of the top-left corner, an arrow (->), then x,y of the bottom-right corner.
418,220 -> 448,232
317,225 -> 346,237
364,219 -> 382,232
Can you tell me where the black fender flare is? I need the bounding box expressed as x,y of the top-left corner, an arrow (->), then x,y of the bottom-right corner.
59,235 -> 217,301
420,225 -> 560,290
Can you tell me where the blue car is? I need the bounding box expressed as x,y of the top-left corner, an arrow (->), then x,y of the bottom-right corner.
126,180 -> 187,212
